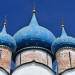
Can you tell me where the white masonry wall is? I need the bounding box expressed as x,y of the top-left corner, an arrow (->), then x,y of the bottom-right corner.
0,46 -> 12,73
16,49 -> 52,69
56,47 -> 75,74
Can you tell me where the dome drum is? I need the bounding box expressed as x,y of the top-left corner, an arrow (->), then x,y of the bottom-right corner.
13,46 -> 55,63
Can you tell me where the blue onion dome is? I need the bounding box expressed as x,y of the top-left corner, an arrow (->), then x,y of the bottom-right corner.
0,19 -> 17,51
51,25 -> 75,53
13,9 -> 56,51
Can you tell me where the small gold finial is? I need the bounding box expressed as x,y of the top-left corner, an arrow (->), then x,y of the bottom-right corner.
33,2 -> 36,13
4,15 -> 7,26
62,25 -> 64,28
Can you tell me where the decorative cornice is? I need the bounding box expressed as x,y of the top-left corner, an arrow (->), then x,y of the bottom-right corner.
56,47 -> 75,54
59,47 -> 75,51
0,45 -> 12,52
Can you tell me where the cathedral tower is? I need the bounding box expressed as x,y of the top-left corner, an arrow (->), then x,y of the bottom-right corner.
0,18 -> 16,73
52,24 -> 75,75
12,8 -> 56,75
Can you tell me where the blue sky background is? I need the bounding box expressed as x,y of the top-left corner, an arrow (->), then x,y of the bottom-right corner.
0,0 -> 75,37
0,0 -> 75,72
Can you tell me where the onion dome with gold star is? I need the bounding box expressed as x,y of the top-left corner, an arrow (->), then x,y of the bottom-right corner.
0,18 -> 17,51
13,8 -> 56,51
51,22 -> 75,53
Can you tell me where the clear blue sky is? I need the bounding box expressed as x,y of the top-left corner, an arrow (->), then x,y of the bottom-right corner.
0,0 -> 75,71
0,0 -> 75,37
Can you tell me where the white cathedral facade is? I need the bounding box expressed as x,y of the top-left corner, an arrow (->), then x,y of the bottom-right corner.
0,9 -> 75,75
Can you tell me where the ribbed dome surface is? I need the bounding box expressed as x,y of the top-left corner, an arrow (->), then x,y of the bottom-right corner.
14,13 -> 56,51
